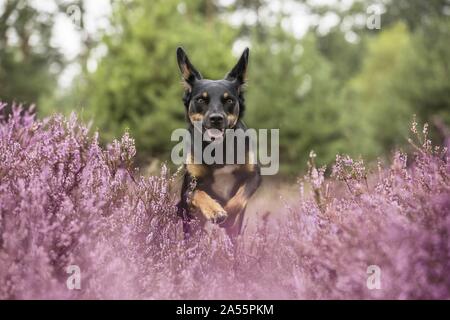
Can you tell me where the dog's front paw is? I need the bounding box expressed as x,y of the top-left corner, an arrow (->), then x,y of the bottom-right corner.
191,190 -> 228,224
210,209 -> 228,225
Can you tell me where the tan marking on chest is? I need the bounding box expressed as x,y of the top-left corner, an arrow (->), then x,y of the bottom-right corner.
186,152 -> 208,177
211,165 -> 239,199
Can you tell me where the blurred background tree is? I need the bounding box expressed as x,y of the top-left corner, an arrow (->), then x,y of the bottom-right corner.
246,29 -> 347,174
1,0 -> 449,176
0,0 -> 64,105
85,0 -> 236,164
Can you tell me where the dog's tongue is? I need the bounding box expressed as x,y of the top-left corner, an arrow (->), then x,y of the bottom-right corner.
206,128 -> 224,140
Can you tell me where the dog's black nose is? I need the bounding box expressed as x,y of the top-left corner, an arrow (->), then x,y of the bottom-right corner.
209,113 -> 224,125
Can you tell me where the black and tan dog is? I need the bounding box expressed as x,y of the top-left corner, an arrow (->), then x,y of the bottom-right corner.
175,47 -> 261,237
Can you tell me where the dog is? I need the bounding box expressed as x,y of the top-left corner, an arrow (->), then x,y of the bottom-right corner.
175,47 -> 261,237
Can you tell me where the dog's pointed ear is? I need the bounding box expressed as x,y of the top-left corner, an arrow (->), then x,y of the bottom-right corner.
225,47 -> 249,87
176,47 -> 202,90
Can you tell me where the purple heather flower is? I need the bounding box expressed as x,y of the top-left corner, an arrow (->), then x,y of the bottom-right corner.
0,102 -> 449,299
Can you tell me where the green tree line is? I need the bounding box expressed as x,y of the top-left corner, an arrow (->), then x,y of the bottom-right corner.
1,0 -> 449,175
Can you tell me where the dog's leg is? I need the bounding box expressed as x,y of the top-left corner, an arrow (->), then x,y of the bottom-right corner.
178,174 -> 226,235
190,190 -> 228,224
177,174 -> 193,237
223,168 -> 261,237
183,160 -> 228,225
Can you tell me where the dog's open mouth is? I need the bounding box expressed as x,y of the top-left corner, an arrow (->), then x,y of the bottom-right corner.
205,128 -> 225,140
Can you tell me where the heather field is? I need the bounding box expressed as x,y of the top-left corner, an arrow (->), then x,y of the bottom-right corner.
1,103 -> 449,299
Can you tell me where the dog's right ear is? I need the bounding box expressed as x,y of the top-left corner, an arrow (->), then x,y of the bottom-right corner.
176,47 -> 202,91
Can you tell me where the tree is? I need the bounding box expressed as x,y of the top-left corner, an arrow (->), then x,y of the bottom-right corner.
342,23 -> 413,158
245,28 -> 346,174
86,0 -> 237,164
0,0 -> 64,107
393,18 -> 450,127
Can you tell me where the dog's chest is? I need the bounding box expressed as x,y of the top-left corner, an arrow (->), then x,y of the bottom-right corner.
211,165 -> 239,199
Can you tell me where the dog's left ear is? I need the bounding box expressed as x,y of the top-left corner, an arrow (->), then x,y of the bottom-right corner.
225,47 -> 249,87
176,47 -> 202,91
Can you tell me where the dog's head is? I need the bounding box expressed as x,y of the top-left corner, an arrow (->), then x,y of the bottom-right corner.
176,47 -> 249,140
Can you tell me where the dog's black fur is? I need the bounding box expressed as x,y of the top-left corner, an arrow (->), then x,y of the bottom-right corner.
175,47 -> 261,237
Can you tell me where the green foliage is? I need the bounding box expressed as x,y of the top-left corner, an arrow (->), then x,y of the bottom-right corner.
2,0 -> 450,176
0,0 -> 63,106
381,0 -> 449,31
394,18 -> 450,125
246,29 -> 346,174
316,29 -> 366,83
82,0 -> 450,174
344,23 -> 413,158
344,19 -> 450,159
86,0 -> 236,163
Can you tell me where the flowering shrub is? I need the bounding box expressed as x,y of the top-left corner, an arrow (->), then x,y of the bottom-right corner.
0,103 -> 449,299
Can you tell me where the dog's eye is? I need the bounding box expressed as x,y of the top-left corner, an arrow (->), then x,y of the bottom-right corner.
196,98 -> 206,104
226,99 -> 234,105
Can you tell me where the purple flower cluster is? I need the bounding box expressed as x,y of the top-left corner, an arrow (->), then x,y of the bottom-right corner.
0,103 -> 449,299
